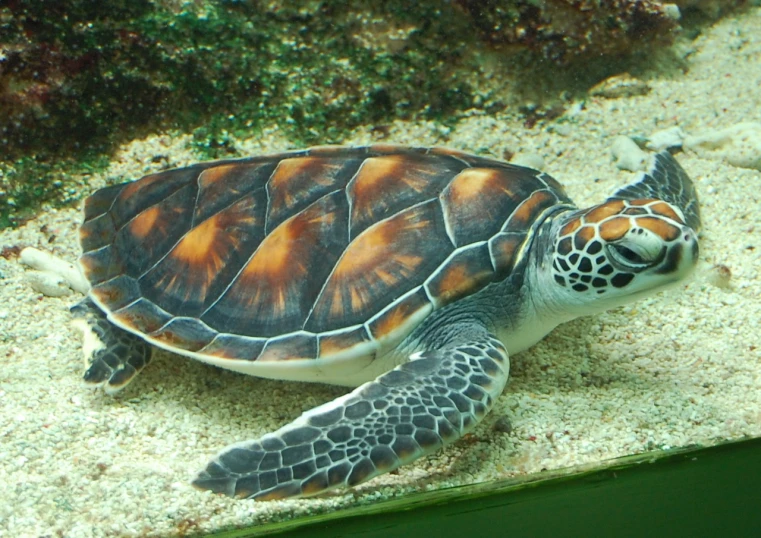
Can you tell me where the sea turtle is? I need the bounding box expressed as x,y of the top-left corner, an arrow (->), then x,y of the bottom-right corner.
71,144 -> 700,500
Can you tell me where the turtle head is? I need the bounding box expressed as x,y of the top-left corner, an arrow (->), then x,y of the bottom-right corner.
543,198 -> 699,315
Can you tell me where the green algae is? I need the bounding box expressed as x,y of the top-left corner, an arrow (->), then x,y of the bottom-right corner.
0,1 -> 747,228
1,1 -> 482,226
0,155 -> 111,229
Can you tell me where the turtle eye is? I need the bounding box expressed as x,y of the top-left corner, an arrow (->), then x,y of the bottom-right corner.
612,245 -> 646,264
607,241 -> 663,270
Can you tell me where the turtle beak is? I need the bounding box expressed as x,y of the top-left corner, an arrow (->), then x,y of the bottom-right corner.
688,230 -> 700,264
657,226 -> 699,278
683,227 -> 699,267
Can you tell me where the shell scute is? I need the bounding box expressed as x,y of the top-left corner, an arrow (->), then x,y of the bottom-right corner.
91,275 -> 141,312
426,147 -> 507,168
109,166 -> 199,230
259,333 -> 318,362
149,318 -> 217,352
266,156 -> 363,232
366,143 -> 419,155
306,199 -> 451,333
79,213 -> 116,253
318,327 -> 372,358
201,190 -> 349,337
347,154 -> 463,239
367,288 -> 432,344
501,189 -> 559,233
110,298 -> 172,335
138,190 -> 267,318
79,244 -> 122,285
193,162 -> 274,224
441,165 -> 542,247
115,183 -> 197,278
199,334 -> 267,361
129,205 -> 162,240
304,145 -> 355,156
489,232 -> 527,280
83,183 -> 127,221
426,243 -> 495,308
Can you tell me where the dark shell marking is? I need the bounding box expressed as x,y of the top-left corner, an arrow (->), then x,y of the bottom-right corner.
80,145 -> 571,362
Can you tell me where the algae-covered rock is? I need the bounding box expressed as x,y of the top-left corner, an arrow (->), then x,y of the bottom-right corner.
589,73 -> 651,99
0,1 -> 476,226
2,1 -> 471,159
454,0 -> 678,64
0,0 -> 749,228
674,0 -> 750,19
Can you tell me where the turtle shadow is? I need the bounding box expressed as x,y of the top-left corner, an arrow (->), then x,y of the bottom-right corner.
115,347 -> 347,430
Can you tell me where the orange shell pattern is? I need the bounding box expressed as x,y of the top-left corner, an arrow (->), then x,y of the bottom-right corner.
79,146 -> 571,362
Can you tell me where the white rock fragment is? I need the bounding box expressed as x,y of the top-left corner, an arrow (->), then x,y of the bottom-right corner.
564,101 -> 585,119
25,270 -> 72,297
705,264 -> 733,290
684,122 -> 761,170
611,135 -> 650,172
551,123 -> 572,137
662,4 -> 681,20
589,73 -> 651,99
646,126 -> 686,151
19,247 -> 90,294
510,152 -> 545,170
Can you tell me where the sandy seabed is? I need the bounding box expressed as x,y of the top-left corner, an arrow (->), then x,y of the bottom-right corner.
1,8 -> 760,538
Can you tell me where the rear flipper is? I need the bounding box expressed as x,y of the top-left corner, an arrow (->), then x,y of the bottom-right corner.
71,298 -> 152,394
610,151 -> 701,232
193,327 -> 510,500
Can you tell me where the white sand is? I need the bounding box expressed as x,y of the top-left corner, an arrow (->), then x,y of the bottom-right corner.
1,8 -> 760,538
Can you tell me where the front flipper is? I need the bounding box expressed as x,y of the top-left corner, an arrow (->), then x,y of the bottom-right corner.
193,331 -> 509,500
610,151 -> 701,232
71,298 -> 152,394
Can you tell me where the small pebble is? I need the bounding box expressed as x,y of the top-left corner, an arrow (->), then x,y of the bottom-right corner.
510,152 -> 545,170
706,264 -> 733,289
25,270 -> 73,297
493,416 -> 513,434
565,101 -> 585,118
589,73 -> 651,99
646,126 -> 686,151
20,247 -> 89,294
662,3 -> 681,20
